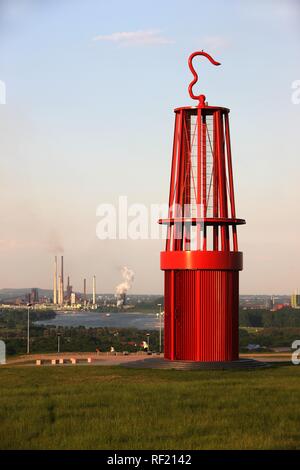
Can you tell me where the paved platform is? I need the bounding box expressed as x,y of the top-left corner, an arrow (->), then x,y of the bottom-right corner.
3,352 -> 292,367
122,357 -> 271,370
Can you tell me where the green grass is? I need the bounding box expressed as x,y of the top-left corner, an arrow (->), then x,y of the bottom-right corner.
0,365 -> 299,449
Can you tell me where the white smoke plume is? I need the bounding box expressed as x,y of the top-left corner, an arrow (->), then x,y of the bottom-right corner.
115,266 -> 134,307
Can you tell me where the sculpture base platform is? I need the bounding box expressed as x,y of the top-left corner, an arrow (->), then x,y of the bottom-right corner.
122,357 -> 270,370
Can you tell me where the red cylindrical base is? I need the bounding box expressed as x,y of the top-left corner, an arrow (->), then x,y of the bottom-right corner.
164,269 -> 239,362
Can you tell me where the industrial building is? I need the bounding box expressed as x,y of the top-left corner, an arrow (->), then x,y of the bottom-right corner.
291,290 -> 300,309
52,255 -> 97,309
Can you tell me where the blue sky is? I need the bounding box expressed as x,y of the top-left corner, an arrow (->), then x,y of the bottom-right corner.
0,0 -> 299,294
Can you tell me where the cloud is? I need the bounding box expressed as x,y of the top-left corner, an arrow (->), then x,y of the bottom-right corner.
93,30 -> 173,46
201,35 -> 231,52
239,0 -> 300,22
0,239 -> 20,251
0,239 -> 39,252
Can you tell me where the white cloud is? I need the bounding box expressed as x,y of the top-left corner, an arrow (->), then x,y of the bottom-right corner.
239,0 -> 300,23
201,35 -> 231,52
93,30 -> 174,46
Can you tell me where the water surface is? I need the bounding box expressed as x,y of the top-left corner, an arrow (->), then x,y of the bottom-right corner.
35,310 -> 160,330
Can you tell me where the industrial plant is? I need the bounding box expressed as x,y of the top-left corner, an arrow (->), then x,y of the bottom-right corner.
52,255 -> 97,309
0,258 -> 138,312
291,290 -> 300,309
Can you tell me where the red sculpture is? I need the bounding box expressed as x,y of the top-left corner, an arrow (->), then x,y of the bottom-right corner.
160,51 -> 245,362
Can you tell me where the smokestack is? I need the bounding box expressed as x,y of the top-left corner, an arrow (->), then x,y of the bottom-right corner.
53,256 -> 57,304
92,275 -> 96,305
84,278 -> 87,305
60,255 -> 64,305
58,275 -> 62,304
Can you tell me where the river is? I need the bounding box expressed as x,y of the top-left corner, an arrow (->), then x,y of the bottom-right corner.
34,310 -> 160,330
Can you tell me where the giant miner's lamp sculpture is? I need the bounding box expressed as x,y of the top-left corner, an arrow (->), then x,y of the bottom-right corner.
159,51 -> 246,362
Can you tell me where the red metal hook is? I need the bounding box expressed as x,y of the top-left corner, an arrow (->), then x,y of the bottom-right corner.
188,51 -> 221,106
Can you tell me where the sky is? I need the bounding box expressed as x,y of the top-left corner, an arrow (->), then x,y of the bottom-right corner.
0,0 -> 299,295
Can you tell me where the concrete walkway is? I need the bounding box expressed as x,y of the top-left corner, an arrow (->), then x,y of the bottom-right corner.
2,352 -> 292,367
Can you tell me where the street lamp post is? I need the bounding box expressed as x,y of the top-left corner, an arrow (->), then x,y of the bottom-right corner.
57,333 -> 61,353
146,333 -> 150,352
157,304 -> 162,354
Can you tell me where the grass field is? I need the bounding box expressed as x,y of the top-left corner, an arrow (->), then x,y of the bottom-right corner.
0,365 -> 299,449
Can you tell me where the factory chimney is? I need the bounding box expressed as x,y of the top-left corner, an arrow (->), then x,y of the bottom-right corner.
92,275 -> 96,305
53,256 -> 57,304
58,275 -> 62,304
60,255 -> 64,305
83,278 -> 87,305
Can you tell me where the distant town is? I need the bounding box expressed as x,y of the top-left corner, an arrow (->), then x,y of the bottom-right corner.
0,289 -> 299,312
1,255 -> 299,312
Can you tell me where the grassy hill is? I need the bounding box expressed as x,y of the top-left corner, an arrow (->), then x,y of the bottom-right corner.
0,365 -> 299,449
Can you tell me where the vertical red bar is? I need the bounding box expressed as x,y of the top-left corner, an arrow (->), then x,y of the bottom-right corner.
213,112 -> 219,250
183,114 -> 191,250
167,112 -> 179,251
224,112 -> 238,251
202,114 -> 207,250
216,111 -> 229,251
196,108 -> 201,250
220,113 -> 230,250
169,270 -> 175,360
195,270 -> 200,359
174,110 -> 185,250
